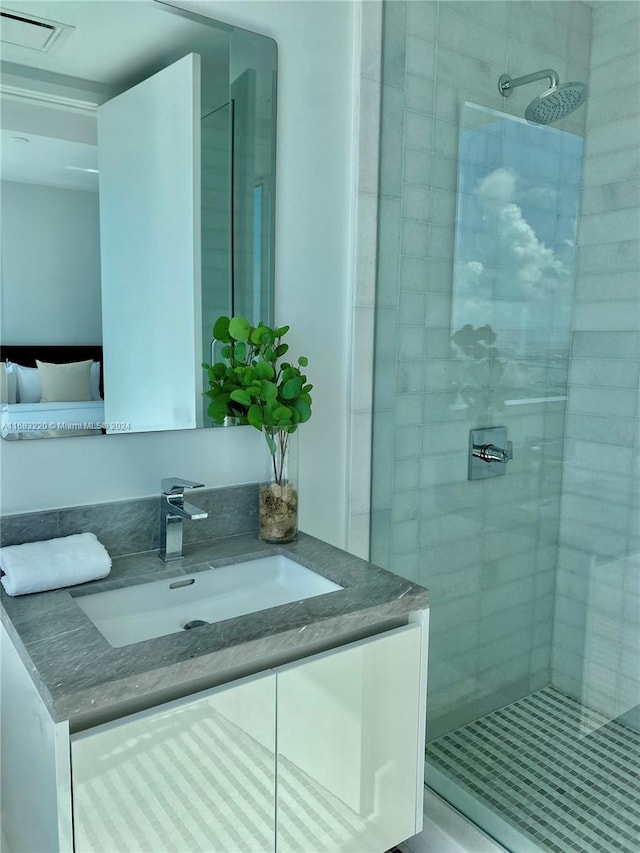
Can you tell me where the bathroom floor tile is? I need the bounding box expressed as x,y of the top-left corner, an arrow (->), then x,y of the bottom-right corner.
427,686 -> 640,853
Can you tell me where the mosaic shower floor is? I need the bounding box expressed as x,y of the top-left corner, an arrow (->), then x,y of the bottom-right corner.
426,686 -> 640,853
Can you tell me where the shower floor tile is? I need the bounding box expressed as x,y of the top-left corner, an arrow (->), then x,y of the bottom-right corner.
426,685 -> 640,853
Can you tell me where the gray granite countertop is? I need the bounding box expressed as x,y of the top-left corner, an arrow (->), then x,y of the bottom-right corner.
1,532 -> 429,726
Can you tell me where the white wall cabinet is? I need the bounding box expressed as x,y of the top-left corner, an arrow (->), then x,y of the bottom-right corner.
2,619 -> 427,853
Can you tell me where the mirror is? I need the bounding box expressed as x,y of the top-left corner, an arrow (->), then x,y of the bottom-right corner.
0,0 -> 276,439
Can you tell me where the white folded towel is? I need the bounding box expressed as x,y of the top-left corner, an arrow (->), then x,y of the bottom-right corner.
0,532 -> 112,596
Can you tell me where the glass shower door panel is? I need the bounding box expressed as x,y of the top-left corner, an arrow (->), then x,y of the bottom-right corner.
426,101 -> 586,851
422,103 -> 585,739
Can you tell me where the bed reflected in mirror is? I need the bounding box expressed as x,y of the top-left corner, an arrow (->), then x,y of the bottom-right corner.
0,346 -> 104,439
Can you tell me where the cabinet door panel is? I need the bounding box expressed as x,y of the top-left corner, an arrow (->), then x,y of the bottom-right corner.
98,53 -> 202,433
71,673 -> 275,853
275,625 -> 422,853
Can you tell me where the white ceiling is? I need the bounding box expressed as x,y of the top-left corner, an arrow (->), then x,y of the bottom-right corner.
0,0 -> 231,186
1,0 -> 229,94
1,127 -> 98,190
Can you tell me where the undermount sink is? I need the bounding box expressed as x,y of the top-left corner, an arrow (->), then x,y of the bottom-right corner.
73,554 -> 343,648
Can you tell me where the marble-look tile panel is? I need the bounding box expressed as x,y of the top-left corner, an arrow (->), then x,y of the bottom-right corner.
181,483 -> 258,545
0,484 -> 260,558
0,511 -> 59,547
58,497 -> 159,556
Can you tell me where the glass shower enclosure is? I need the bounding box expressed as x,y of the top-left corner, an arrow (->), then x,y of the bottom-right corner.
370,2 -> 639,852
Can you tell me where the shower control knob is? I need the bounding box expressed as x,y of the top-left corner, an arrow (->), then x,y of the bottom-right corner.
468,427 -> 512,481
472,443 -> 513,464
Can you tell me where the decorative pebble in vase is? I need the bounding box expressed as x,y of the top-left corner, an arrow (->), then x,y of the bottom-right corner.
259,428 -> 298,543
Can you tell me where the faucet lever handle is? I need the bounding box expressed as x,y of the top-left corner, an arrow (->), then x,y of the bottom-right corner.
161,477 -> 205,496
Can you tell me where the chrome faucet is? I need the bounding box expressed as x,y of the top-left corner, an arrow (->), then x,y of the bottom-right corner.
159,477 -> 208,562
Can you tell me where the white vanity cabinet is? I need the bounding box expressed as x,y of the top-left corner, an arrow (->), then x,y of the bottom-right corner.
71,672 -> 276,853
2,619 -> 428,853
275,624 -> 423,853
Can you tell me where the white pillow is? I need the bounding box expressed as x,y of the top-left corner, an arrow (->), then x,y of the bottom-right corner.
9,360 -> 101,403
10,359 -> 101,403
13,364 -> 42,403
37,359 -> 92,403
90,361 -> 102,401
0,363 -> 17,404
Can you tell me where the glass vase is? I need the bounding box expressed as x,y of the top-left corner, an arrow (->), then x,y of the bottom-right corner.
259,429 -> 298,543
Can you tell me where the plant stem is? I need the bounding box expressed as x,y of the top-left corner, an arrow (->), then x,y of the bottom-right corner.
270,429 -> 289,486
271,434 -> 278,483
281,431 -> 288,484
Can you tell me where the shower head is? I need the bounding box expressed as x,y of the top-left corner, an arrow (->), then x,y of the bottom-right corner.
524,82 -> 588,124
498,69 -> 588,125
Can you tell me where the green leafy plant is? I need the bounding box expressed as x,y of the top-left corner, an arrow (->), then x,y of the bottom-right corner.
203,316 -> 313,486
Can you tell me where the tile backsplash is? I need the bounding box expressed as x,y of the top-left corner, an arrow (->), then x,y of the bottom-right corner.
0,484 -> 258,558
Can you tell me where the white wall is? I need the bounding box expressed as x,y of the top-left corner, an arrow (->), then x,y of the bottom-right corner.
0,181 -> 102,344
0,1 -> 358,549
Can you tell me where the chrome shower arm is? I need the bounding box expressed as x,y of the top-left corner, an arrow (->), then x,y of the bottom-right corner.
499,69 -> 559,97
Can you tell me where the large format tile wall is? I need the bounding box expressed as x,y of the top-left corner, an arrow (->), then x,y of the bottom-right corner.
552,1 -> 640,730
371,0 -> 592,739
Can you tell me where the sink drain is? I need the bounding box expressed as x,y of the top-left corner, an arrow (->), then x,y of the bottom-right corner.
183,619 -> 208,630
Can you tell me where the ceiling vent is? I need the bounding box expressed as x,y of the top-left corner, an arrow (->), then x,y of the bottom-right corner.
0,8 -> 74,53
